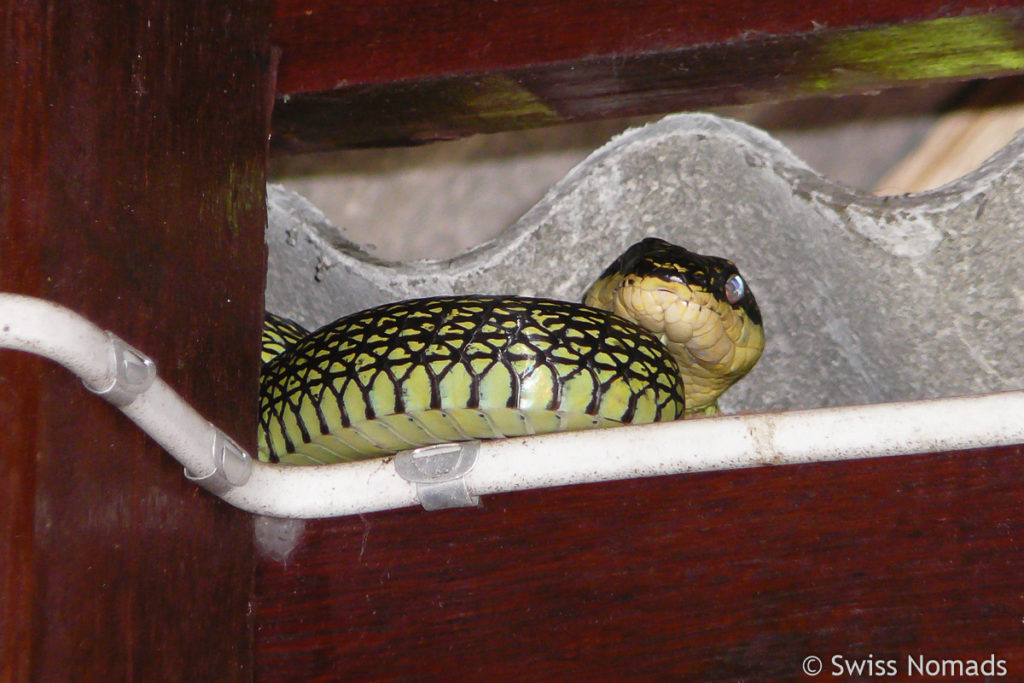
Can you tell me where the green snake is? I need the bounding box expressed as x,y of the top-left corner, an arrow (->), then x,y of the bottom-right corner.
258,238 -> 764,465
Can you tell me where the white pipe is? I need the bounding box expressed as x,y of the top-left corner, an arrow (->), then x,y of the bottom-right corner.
220,390 -> 1024,517
466,391 -> 1024,496
0,293 -> 421,514
220,460 -> 419,517
0,295 -> 113,388
0,294 -> 234,483
2,293 -> 1023,520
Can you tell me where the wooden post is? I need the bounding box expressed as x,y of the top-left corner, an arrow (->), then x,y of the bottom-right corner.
0,1 -> 270,679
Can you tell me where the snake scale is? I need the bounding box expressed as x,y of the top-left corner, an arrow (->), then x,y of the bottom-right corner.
258,238 -> 764,465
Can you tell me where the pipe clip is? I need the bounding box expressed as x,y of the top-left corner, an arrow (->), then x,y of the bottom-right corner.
394,441 -> 480,511
85,332 -> 156,407
185,428 -> 254,495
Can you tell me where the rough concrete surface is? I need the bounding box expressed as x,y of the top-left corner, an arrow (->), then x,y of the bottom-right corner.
270,84 -> 961,263
266,113 -> 1024,414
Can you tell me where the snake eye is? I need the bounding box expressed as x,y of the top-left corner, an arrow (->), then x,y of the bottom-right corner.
724,274 -> 746,304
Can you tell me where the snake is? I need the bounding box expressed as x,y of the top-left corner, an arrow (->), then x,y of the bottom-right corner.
258,237 -> 764,465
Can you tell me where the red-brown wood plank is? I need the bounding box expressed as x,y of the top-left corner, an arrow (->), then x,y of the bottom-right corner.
269,1 -> 1024,150
255,445 -> 1024,680
272,0 -> 1024,94
0,1 -> 271,679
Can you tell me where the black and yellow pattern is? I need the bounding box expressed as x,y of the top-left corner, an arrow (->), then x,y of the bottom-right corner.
259,296 -> 686,464
261,313 -> 308,364
259,238 -> 765,465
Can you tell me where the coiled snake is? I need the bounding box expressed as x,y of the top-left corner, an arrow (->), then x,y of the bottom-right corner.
259,238 -> 764,465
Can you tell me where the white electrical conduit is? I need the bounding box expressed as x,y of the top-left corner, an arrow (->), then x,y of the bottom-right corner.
2,292 -> 1023,519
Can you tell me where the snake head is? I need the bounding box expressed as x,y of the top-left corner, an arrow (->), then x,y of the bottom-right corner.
583,237 -> 765,415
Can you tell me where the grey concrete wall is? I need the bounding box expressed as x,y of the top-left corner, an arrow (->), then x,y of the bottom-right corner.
266,113 -> 1024,414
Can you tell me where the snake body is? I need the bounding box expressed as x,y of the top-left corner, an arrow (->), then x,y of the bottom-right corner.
259,238 -> 764,465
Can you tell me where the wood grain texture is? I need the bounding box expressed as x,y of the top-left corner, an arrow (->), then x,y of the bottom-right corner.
269,1 -> 1024,150
0,1 -> 270,679
874,78 -> 1024,193
256,445 -> 1024,680
272,0 -> 1024,94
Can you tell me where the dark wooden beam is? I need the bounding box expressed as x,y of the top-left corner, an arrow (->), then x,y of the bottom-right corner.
269,0 -> 1024,151
256,445 -> 1024,679
0,1 -> 270,679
